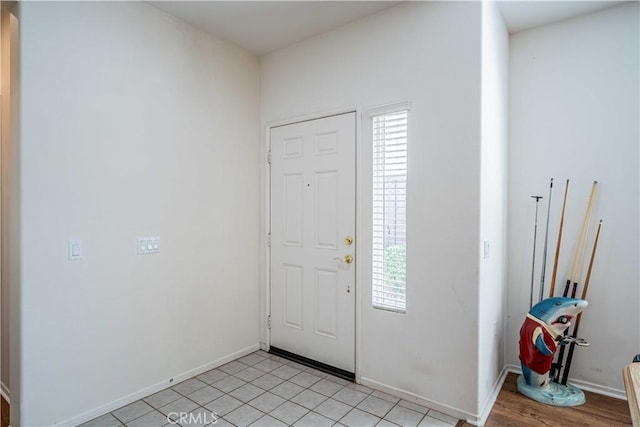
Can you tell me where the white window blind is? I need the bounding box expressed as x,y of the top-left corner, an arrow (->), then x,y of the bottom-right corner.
372,109 -> 408,313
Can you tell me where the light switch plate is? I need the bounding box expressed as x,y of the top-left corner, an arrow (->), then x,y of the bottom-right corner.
68,240 -> 82,260
138,236 -> 160,255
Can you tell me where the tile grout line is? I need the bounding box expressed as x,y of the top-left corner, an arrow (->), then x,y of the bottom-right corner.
86,351 -> 456,427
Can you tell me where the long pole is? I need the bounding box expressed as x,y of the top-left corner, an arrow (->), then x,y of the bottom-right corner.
538,178 -> 554,302
529,196 -> 543,308
567,182 -> 598,298
561,220 -> 603,385
549,180 -> 569,297
552,181 -> 598,383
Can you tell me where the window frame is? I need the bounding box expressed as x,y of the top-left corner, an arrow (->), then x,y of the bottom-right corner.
367,101 -> 410,314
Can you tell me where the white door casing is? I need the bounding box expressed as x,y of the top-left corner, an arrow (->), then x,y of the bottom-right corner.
270,112 -> 356,373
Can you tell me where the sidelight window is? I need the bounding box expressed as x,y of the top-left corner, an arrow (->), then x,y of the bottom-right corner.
371,108 -> 408,313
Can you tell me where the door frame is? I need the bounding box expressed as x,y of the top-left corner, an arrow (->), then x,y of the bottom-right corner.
261,106 -> 363,382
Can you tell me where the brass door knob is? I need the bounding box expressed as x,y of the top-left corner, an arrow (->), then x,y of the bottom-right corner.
333,254 -> 353,264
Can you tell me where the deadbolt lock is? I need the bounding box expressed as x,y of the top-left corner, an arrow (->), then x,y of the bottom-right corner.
344,236 -> 354,246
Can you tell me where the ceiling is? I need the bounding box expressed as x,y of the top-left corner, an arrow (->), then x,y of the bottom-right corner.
496,1 -> 626,33
149,1 -> 626,56
149,1 -> 401,55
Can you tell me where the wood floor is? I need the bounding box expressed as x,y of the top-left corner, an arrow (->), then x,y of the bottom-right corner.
1,396 -> 8,427
0,374 -> 631,427
457,373 -> 632,427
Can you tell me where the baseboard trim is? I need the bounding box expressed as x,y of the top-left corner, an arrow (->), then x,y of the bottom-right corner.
359,376 -> 472,424
55,343 -> 260,427
469,366 -> 509,426
505,364 -> 627,401
1,381 -> 9,404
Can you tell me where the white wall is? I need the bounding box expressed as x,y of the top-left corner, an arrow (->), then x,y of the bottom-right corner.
262,2 -> 484,419
507,3 -> 639,394
18,2 -> 260,424
478,0 -> 508,419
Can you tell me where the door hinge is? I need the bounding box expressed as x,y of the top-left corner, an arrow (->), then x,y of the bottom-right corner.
266,232 -> 271,247
266,150 -> 272,165
267,315 -> 272,330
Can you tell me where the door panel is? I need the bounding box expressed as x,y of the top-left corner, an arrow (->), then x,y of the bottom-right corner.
284,173 -> 304,246
270,112 -> 356,373
283,264 -> 303,329
315,268 -> 339,338
315,171 -> 339,249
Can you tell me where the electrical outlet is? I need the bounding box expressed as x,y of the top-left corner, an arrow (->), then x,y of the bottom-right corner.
68,240 -> 82,260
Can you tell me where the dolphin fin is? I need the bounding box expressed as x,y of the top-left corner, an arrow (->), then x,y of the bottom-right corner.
535,334 -> 553,356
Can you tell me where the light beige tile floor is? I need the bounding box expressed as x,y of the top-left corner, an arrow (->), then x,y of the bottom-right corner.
80,351 -> 458,427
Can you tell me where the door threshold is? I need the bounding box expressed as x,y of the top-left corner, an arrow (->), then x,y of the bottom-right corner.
269,347 -> 355,382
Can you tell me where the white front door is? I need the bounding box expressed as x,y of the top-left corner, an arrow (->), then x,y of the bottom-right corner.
270,112 -> 356,373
